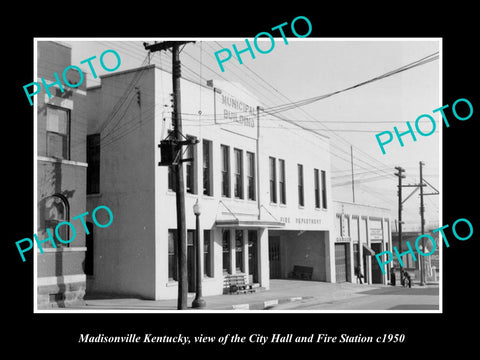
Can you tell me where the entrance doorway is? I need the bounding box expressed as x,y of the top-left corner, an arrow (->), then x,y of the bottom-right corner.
371,243 -> 383,284
269,236 -> 281,279
335,243 -> 348,283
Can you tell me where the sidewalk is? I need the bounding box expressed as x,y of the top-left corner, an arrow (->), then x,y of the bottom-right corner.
65,280 -> 401,311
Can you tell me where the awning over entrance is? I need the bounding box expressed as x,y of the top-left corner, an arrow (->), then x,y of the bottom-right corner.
363,244 -> 376,256
215,219 -> 285,228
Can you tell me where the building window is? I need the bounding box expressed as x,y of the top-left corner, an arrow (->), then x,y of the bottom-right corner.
248,230 -> 258,283
186,135 -> 197,194
279,159 -> 286,205
234,148 -> 243,199
314,168 -> 320,208
221,145 -> 230,197
298,164 -> 304,207
46,106 -> 70,160
269,157 -> 277,203
321,170 -> 327,209
42,194 -> 69,248
235,230 -> 244,273
222,230 -> 231,274
203,139 -> 212,196
246,151 -> 256,201
204,230 -> 212,277
168,230 -> 178,281
87,134 -> 100,194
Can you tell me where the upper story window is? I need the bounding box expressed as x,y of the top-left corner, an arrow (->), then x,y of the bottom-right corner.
298,164 -> 304,207
186,135 -> 197,194
46,106 -> 70,160
234,148 -> 243,199
246,151 -> 256,201
321,170 -> 328,209
279,159 -> 286,205
269,157 -> 277,203
314,168 -> 320,209
221,145 -> 230,197
203,139 -> 213,196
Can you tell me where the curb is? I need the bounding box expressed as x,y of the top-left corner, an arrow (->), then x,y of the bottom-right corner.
216,296 -> 313,310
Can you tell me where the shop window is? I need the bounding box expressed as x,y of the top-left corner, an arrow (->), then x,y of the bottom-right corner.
248,230 -> 258,283
235,230 -> 244,273
204,230 -> 212,277
168,229 -> 178,281
222,230 -> 231,274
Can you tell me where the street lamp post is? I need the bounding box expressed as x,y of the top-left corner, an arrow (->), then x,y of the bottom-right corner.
192,200 -> 206,309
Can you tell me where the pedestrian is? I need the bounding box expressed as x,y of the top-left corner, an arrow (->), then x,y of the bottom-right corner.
355,266 -> 363,284
390,267 -> 396,286
403,271 -> 412,288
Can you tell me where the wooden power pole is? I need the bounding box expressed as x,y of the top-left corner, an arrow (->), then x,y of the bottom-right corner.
394,166 -> 406,285
144,41 -> 194,310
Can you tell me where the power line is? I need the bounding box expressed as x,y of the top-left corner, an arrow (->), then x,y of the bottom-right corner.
205,42 -> 416,180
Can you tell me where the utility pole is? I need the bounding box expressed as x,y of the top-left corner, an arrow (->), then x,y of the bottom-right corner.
394,166 -> 406,285
396,163 -> 430,287
350,146 -> 355,203
144,41 -> 194,310
419,161 -> 426,286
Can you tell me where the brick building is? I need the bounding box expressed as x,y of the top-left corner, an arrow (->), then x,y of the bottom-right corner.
36,41 -> 89,308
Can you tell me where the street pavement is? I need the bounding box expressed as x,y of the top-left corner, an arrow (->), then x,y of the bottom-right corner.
62,279 -> 439,311
268,284 -> 439,310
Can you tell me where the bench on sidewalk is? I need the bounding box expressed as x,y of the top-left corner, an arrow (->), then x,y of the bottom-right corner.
289,265 -> 314,280
223,274 -> 256,295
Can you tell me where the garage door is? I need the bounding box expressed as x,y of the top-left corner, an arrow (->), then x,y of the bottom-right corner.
335,243 -> 348,283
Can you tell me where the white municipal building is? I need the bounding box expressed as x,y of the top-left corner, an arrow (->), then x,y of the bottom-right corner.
81,63 -> 391,300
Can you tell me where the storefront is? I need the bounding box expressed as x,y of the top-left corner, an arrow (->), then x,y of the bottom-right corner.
334,201 -> 392,285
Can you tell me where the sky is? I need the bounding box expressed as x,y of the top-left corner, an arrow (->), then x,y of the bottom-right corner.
61,38 -> 441,231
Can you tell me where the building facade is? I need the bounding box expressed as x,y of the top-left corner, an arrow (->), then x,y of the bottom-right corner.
82,64 -> 335,300
36,41 -> 88,308
334,200 -> 393,285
